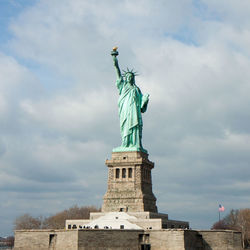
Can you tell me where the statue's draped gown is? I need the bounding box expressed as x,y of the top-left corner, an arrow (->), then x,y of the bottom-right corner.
116,77 -> 148,151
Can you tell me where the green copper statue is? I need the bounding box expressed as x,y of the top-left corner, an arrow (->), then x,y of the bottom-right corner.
111,47 -> 149,153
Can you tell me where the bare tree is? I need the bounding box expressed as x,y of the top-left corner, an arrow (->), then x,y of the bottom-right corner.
14,205 -> 100,230
211,220 -> 229,230
223,209 -> 239,230
237,209 -> 250,249
14,214 -> 42,230
43,205 -> 100,229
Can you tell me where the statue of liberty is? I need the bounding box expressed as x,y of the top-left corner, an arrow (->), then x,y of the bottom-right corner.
111,47 -> 149,153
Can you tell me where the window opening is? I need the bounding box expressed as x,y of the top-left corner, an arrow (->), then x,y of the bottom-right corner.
122,168 -> 126,178
49,234 -> 57,248
128,168 -> 132,178
116,168 -> 120,178
141,244 -> 151,250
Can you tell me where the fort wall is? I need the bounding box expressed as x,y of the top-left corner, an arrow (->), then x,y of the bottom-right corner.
14,228 -> 243,250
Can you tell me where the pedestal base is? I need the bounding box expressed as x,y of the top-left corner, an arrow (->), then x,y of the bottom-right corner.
102,151 -> 157,213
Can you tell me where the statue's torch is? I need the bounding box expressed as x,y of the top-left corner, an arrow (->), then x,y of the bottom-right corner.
111,46 -> 119,56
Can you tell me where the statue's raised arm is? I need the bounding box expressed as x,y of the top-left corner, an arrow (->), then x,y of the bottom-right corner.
110,47 -> 149,154
111,47 -> 121,79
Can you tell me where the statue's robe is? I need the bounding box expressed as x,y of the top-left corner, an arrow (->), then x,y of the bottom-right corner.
116,77 -> 148,151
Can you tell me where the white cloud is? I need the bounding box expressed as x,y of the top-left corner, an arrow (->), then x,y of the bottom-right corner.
20,88 -> 116,137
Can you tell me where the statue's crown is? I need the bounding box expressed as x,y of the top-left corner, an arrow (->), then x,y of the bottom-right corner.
122,68 -> 139,77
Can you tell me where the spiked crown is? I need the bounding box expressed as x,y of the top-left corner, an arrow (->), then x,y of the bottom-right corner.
122,68 -> 139,77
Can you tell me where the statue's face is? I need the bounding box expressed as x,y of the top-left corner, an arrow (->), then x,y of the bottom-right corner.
126,73 -> 134,85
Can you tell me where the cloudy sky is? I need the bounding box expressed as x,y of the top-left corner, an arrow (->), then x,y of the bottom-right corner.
1,0 -> 250,235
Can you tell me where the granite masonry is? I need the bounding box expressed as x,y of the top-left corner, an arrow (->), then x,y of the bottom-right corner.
14,228 -> 242,250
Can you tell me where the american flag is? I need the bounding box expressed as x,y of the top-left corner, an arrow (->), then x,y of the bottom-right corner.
219,204 -> 225,212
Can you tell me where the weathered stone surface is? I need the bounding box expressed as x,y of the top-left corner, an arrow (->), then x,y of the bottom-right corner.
14,230 -> 78,250
102,151 -> 158,213
78,229 -> 142,250
198,230 -> 243,250
14,229 -> 243,250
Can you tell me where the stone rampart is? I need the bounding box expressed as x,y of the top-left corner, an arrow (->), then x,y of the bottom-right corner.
198,230 -> 243,250
14,228 -> 243,250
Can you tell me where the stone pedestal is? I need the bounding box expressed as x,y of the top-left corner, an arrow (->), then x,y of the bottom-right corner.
102,151 -> 158,213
